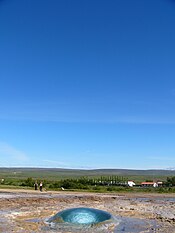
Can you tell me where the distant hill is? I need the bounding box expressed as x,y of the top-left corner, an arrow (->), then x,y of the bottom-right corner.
0,167 -> 175,181
90,168 -> 175,176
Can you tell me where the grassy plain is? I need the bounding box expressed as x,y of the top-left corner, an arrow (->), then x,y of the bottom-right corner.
0,168 -> 175,193
0,167 -> 174,182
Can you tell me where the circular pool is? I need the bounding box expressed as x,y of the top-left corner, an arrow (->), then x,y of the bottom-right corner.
48,207 -> 112,225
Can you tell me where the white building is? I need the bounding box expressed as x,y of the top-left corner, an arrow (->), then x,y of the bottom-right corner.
128,181 -> 136,187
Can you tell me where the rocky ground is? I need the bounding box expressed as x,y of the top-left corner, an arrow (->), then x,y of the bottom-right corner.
0,189 -> 174,232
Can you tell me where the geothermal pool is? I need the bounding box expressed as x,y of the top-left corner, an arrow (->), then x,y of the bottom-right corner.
45,207 -> 115,232
48,207 -> 112,225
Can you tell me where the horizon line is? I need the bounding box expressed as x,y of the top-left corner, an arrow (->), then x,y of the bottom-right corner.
0,166 -> 174,171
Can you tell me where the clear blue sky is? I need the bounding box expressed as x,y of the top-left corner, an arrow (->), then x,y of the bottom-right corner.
0,0 -> 175,169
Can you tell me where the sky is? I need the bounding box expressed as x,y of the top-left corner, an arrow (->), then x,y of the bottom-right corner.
0,0 -> 175,169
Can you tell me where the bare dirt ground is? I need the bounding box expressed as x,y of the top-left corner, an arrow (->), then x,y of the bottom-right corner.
0,189 -> 174,232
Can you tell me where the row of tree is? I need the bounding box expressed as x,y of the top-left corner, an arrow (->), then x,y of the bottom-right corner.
166,176 -> 175,186
49,176 -> 128,189
3,176 -> 175,189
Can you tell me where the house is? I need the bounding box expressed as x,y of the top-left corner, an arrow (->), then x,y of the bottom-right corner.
157,181 -> 163,186
128,181 -> 136,187
141,182 -> 158,187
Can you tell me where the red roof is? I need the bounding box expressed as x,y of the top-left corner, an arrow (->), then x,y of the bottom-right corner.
141,182 -> 154,185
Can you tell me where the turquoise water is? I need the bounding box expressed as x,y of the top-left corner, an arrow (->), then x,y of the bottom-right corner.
48,207 -> 112,225
45,207 -> 115,232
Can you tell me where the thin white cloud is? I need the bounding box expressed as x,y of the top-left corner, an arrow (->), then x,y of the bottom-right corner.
42,160 -> 95,169
166,167 -> 175,170
1,113 -> 175,125
43,159 -> 69,166
147,156 -> 175,161
0,142 -> 29,161
1,100 -> 175,124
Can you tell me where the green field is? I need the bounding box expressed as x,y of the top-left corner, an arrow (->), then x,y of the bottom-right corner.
0,167 -> 174,182
0,168 -> 175,193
